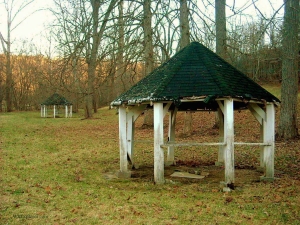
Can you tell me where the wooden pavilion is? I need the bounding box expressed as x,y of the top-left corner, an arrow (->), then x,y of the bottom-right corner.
41,93 -> 72,118
111,42 -> 280,189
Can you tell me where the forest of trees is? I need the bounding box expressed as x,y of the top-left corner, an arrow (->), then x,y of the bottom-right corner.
0,0 -> 299,138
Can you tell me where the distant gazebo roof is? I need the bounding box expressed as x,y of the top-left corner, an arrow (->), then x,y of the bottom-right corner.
41,93 -> 72,106
111,41 -> 280,110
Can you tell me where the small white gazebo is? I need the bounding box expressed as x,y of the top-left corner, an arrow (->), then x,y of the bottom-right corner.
41,93 -> 72,118
111,42 -> 280,190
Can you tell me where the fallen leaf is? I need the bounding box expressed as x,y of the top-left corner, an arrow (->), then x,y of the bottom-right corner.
44,186 -> 52,194
274,195 -> 282,203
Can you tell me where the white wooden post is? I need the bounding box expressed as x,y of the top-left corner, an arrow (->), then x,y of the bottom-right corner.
223,99 -> 234,185
216,107 -> 224,165
259,123 -> 264,169
127,112 -> 134,167
154,102 -> 165,184
53,105 -> 56,118
70,105 -> 73,117
42,105 -> 46,117
65,105 -> 68,118
41,106 -> 43,117
166,109 -> 177,165
248,103 -> 266,171
126,105 -> 146,169
261,103 -> 275,181
119,106 -> 128,172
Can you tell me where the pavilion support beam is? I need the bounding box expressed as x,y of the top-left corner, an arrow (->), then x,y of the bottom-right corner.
248,103 -> 265,170
258,123 -> 265,170
53,105 -> 56,118
127,113 -> 134,167
126,105 -> 146,168
216,106 -> 224,165
163,102 -> 172,117
65,105 -> 72,118
65,105 -> 68,118
223,98 -> 234,188
260,104 -> 275,181
248,103 -> 265,125
154,102 -> 165,184
217,100 -> 224,113
128,105 -> 147,121
248,103 -> 275,180
166,108 -> 177,166
41,105 -> 46,117
69,105 -> 73,117
118,106 -> 131,178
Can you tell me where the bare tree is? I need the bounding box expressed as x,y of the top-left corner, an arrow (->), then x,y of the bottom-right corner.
115,0 -> 125,97
0,0 -> 34,111
278,0 -> 299,139
50,0 -> 88,112
143,0 -> 154,75
85,0 -> 117,117
179,0 -> 190,49
180,0 -> 192,135
213,0 -> 226,128
215,0 -> 226,59
152,0 -> 178,62
142,0 -> 155,127
0,54 -> 5,111
50,0 -> 118,118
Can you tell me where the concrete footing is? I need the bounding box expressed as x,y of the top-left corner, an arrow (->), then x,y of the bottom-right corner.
220,181 -> 233,192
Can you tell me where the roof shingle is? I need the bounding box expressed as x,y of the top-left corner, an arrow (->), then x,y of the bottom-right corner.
111,42 -> 279,107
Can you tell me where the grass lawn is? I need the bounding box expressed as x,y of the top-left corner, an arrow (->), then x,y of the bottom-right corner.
1,85 -> 300,224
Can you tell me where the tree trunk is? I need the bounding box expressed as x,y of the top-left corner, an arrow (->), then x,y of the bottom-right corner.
143,0 -> 154,127
215,0 -> 227,59
278,0 -> 299,139
116,0 -> 125,97
1,0 -> 35,112
214,0 -> 227,128
180,0 -> 192,135
110,53 -> 116,105
5,48 -> 13,112
179,0 -> 190,49
85,0 -> 117,118
72,57 -> 80,113
143,0 -> 154,76
85,0 -> 100,118
4,15 -> 13,112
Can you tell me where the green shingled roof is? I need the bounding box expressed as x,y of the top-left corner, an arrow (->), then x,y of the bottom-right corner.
41,93 -> 72,106
111,42 -> 279,108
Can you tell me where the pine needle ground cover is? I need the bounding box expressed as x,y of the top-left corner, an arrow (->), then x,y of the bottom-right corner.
1,85 -> 300,224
